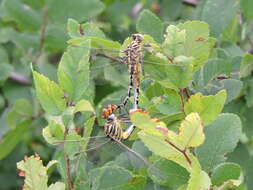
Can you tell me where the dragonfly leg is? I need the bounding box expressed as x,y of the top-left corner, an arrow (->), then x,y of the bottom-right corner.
122,124 -> 135,139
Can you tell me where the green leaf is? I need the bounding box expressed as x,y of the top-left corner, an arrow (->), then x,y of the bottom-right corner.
2,0 -> 42,31
196,114 -> 242,172
68,37 -> 121,57
176,21 -> 214,70
245,78 -> 253,107
184,90 -> 227,125
74,99 -> 94,113
0,46 -> 13,84
199,0 -> 238,37
67,18 -> 82,38
219,79 -> 243,104
145,55 -> 194,88
0,120 -> 31,160
130,112 -> 167,137
149,158 -> 190,189
7,98 -> 33,128
32,70 -> 66,115
200,79 -> 243,104
152,89 -> 181,115
0,95 -> 5,109
174,113 -> 204,149
162,25 -> 186,57
240,54 -> 253,78
0,28 -> 15,43
240,0 -> 253,20
222,15 -> 239,42
48,182 -> 66,190
46,0 -> 105,24
136,9 -> 164,43
57,40 -> 91,103
64,133 -> 82,157
82,116 -> 95,149
46,160 -> 58,171
13,98 -> 33,116
0,46 -> 9,64
2,81 -> 32,104
0,63 -> 13,85
42,120 -> 65,144
187,162 -> 211,190
67,19 -> 105,39
138,131 -> 193,171
193,58 -> 231,90
44,25 -> 68,53
17,155 -> 64,190
89,165 -> 146,190
17,155 -> 48,190
10,31 -> 39,51
211,163 -> 241,186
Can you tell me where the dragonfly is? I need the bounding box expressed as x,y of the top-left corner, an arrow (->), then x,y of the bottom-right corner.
54,105 -> 166,180
86,32 -> 206,102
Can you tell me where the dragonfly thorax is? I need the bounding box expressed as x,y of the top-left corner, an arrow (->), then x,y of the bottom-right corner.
104,115 -> 124,141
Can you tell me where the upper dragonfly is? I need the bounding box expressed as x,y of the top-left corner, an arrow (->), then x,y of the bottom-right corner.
71,31 -> 213,122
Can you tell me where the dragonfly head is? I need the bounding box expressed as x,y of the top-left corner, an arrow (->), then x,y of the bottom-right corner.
132,33 -> 144,42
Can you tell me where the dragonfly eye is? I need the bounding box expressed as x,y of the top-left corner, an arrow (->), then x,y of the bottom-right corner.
132,34 -> 144,42
108,114 -> 116,120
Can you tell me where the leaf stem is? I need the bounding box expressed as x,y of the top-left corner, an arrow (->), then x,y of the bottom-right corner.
165,139 -> 192,165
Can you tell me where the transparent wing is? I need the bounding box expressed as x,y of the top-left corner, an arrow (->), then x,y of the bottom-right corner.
113,139 -> 167,180
55,133 -> 165,179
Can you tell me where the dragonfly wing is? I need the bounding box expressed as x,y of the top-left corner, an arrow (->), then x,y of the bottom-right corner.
113,140 -> 167,180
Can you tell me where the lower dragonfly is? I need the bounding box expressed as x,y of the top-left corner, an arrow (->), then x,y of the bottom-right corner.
54,104 -> 165,179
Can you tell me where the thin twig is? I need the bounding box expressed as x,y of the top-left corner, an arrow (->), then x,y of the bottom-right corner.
96,52 -> 123,64
64,154 -> 73,190
183,0 -> 199,6
239,12 -> 253,53
32,8 -> 48,65
165,139 -> 192,165
9,72 -> 31,85
184,88 -> 190,98
63,127 -> 73,190
129,2 -> 143,19
179,88 -> 185,112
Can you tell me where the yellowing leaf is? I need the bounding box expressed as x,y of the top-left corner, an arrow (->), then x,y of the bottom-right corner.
138,131 -> 193,172
130,112 -> 167,137
32,70 -> 66,115
187,169 -> 211,190
17,155 -> 48,190
48,182 -> 66,190
17,155 -> 64,190
184,90 -> 227,125
74,99 -> 94,113
174,113 -> 204,149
